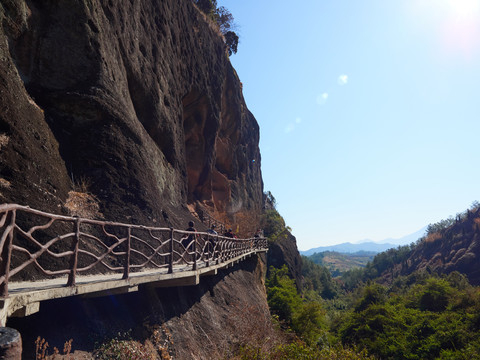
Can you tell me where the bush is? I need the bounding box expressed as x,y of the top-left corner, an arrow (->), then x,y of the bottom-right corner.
236,342 -> 375,360
266,266 -> 302,324
418,278 -> 452,312
337,273 -> 480,359
262,209 -> 286,240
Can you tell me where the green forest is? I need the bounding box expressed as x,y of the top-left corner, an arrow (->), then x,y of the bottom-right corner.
251,203 -> 480,360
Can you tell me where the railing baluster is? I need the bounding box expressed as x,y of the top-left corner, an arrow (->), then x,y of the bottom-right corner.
205,234 -> 210,267
67,217 -> 80,287
215,235 -> 219,265
0,210 -> 16,298
168,228 -> 174,274
192,235 -> 197,270
123,227 -> 131,280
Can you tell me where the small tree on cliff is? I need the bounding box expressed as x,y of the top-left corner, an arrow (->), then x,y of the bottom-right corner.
224,31 -> 239,55
215,6 -> 235,33
194,0 -> 239,56
195,0 -> 217,16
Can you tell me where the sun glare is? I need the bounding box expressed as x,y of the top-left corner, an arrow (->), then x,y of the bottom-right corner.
409,0 -> 480,60
442,0 -> 480,59
445,0 -> 480,18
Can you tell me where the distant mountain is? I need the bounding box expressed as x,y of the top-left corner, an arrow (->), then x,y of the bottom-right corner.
376,226 -> 427,245
301,227 -> 427,256
300,242 -> 397,256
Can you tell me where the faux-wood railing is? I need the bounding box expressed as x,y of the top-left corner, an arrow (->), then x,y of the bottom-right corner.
0,204 -> 268,298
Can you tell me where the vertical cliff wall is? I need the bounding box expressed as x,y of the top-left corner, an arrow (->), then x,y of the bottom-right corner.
0,0 -> 271,358
0,0 -> 263,227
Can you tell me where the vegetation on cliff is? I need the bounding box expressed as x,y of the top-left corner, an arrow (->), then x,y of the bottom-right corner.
194,0 -> 239,55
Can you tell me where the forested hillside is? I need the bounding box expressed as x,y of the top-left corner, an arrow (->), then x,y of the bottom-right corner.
257,202 -> 480,359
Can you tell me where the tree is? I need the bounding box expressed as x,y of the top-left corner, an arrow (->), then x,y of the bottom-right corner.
195,0 -> 217,16
264,191 -> 277,209
302,256 -> 338,299
224,31 -> 239,56
354,283 -> 386,312
266,266 -> 302,324
419,278 -> 452,312
292,302 -> 327,345
215,6 -> 235,33
262,209 -> 285,239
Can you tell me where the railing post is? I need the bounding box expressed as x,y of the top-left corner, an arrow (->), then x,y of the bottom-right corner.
67,217 -> 80,287
168,228 -> 174,274
0,210 -> 16,298
192,235 -> 197,270
206,234 -> 210,267
123,227 -> 131,280
215,235 -> 220,265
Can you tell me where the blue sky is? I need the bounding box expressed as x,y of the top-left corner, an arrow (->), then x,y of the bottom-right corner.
218,0 -> 480,250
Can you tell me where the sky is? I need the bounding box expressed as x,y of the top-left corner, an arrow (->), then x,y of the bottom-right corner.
218,0 -> 480,250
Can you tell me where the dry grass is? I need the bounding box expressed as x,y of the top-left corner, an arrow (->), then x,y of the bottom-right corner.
425,232 -> 442,243
0,133 -> 9,150
65,178 -> 102,219
222,302 -> 287,358
65,191 -> 101,219
94,325 -> 174,360
0,178 -> 12,199
474,218 -> 480,232
35,337 -> 72,360
0,178 -> 11,189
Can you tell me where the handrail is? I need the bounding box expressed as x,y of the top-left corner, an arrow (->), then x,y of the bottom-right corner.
0,204 -> 268,298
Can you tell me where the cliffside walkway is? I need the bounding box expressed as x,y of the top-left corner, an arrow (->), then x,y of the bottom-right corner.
0,204 -> 268,326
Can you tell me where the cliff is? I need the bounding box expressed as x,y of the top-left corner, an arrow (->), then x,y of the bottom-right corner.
0,0 -> 263,227
0,0 -> 273,358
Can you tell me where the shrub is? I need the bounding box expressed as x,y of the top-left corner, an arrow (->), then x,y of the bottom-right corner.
262,209 -> 286,240
418,278 -> 452,312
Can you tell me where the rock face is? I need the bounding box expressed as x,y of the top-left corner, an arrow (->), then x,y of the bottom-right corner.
0,0 -> 263,227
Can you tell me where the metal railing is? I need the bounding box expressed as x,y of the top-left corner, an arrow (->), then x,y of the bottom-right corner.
0,204 -> 268,298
